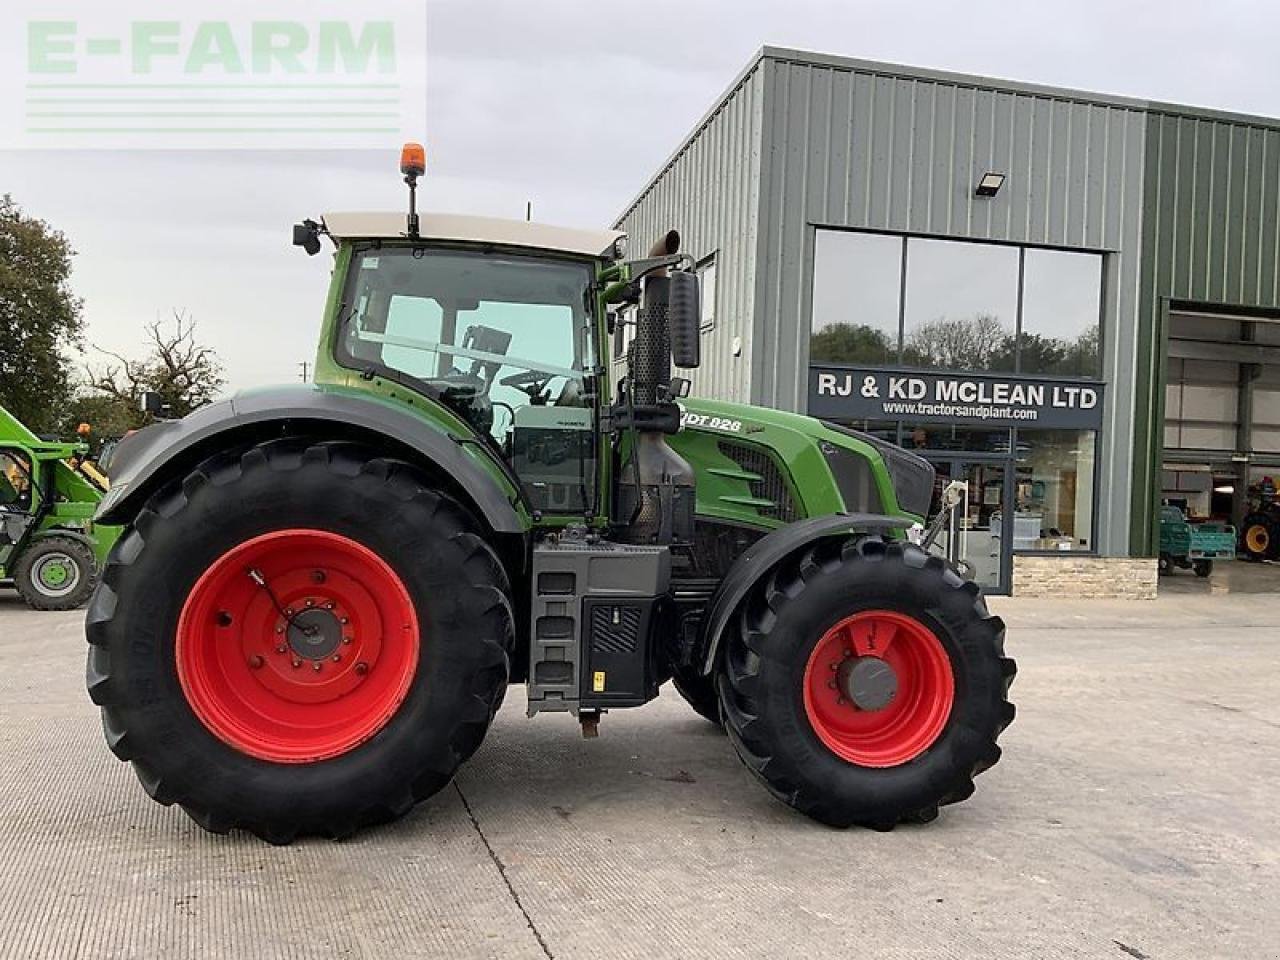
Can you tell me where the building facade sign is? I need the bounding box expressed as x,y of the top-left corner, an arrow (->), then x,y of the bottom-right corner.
809,365 -> 1106,430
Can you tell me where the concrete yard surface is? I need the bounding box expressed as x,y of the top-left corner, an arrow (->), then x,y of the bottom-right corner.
0,590 -> 1276,959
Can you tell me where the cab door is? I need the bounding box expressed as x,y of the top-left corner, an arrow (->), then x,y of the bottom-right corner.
0,448 -> 37,571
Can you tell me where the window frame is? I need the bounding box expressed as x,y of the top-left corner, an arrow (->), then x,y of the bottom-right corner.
331,242 -> 604,517
808,226 -> 1108,380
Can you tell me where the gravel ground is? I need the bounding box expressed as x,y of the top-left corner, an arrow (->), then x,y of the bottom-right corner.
0,589 -> 1275,959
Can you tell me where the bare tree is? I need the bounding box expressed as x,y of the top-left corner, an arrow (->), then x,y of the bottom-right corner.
86,310 -> 225,420
904,313 -> 1011,370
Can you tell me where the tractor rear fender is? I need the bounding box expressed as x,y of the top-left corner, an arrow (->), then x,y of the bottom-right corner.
698,513 -> 913,675
95,387 -> 526,534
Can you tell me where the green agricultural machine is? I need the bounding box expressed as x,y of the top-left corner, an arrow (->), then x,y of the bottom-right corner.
1,403 -> 118,610
86,146 -> 1015,843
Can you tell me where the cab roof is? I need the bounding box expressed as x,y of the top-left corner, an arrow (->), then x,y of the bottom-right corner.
321,211 -> 624,259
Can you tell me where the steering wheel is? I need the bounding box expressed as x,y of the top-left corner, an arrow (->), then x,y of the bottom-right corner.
499,369 -> 554,390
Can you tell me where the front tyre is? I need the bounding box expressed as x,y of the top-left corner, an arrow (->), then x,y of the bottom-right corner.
718,537 -> 1015,828
14,535 -> 97,611
85,440 -> 513,843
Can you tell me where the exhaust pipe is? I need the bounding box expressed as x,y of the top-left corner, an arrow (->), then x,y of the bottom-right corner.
616,230 -> 696,547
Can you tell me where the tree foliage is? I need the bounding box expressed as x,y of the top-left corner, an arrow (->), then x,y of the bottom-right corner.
810,323 -> 895,364
811,313 -> 1099,377
0,195 -> 84,435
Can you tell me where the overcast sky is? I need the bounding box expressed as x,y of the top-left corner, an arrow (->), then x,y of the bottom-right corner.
3,0 -> 1278,393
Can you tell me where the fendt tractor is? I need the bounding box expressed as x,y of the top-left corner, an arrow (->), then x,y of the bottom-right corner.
85,145 -> 1015,843
1,403 -> 116,610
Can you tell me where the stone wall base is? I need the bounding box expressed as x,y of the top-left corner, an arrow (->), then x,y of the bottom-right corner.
1011,556 -> 1157,600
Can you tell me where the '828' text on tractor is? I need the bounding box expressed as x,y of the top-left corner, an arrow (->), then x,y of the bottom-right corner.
85,145 -> 1015,843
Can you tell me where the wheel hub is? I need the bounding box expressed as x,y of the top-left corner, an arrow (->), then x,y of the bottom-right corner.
287,607 -> 344,661
837,656 -> 898,711
175,529 -> 420,763
40,560 -> 69,588
802,609 -> 955,767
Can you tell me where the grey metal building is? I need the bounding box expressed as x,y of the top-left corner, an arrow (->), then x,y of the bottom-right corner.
616,46 -> 1280,593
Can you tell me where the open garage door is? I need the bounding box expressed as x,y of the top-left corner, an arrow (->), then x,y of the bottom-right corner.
1161,309 -> 1280,588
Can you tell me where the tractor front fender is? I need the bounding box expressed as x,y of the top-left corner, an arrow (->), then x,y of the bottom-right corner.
95,387 -> 526,534
698,513 -> 913,674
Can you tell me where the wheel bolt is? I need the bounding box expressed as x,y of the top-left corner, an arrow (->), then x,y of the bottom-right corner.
340,617 -> 349,625
828,680 -> 836,689
312,662 -> 322,673
342,636 -> 353,645
305,599 -> 314,607
837,696 -> 846,705
354,662 -> 369,675
331,654 -> 342,663
248,655 -> 265,669
285,608 -> 294,617
843,649 -> 852,658
324,601 -> 334,610
292,658 -> 302,669
275,644 -> 287,654
829,663 -> 838,671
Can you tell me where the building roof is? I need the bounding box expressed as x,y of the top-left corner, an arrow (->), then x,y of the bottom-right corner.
615,45 -> 1280,226
322,211 -> 623,258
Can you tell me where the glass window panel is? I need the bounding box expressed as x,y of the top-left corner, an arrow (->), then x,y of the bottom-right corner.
810,231 -> 902,365
1013,429 -> 1096,551
902,238 -> 1019,372
698,259 -> 718,331
1021,249 -> 1102,376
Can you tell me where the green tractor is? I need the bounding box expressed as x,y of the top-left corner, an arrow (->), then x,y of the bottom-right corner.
1,403 -> 118,610
85,146 -> 1015,842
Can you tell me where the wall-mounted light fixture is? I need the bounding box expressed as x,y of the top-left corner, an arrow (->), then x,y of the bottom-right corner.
975,172 -> 1005,197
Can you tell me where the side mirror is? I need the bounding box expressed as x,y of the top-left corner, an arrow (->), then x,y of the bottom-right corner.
668,270 -> 701,369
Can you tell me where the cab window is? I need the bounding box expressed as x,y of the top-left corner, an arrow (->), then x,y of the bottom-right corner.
0,450 -> 34,512
338,247 -> 599,515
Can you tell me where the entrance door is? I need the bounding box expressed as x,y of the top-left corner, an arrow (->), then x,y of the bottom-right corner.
929,459 -> 1011,593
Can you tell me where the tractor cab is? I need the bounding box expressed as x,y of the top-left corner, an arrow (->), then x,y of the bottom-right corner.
316,214 -> 619,517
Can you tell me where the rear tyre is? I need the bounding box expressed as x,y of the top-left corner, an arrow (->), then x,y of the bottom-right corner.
1241,515 -> 1273,561
85,440 -> 513,843
14,535 -> 97,611
671,666 -> 723,727
718,536 -> 1015,829
1192,559 -> 1213,578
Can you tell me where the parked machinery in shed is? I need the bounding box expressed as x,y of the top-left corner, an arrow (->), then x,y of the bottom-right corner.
85,145 -> 1015,842
1240,476 -> 1280,561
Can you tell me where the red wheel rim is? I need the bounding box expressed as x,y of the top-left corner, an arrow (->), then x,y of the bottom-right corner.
802,609 -> 954,767
176,529 -> 419,763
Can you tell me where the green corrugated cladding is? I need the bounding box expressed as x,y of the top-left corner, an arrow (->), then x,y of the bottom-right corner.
1132,110 -> 1280,554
